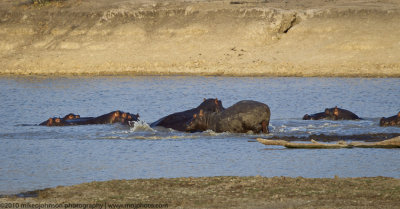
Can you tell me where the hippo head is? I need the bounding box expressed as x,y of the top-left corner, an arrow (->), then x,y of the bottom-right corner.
51,117 -> 65,126
120,112 -> 140,125
111,111 -> 122,123
302,114 -> 311,120
379,117 -> 387,126
64,113 -> 80,120
379,116 -> 396,126
186,109 -> 208,132
198,98 -> 224,113
45,118 -> 54,126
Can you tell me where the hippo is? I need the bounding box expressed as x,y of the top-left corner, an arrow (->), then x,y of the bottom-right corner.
303,106 -> 361,120
186,100 -> 270,134
150,98 -> 225,131
40,111 -> 139,126
39,113 -> 81,126
63,113 -> 81,120
380,112 -> 400,127
302,112 -> 331,120
325,106 -> 361,120
39,117 -> 67,126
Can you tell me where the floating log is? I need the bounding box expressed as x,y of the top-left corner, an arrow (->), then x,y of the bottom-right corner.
257,137 -> 400,149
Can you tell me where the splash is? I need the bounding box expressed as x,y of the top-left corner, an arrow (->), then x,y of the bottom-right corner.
129,120 -> 156,132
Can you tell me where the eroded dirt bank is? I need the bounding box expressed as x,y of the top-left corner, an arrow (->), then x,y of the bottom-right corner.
1,176 -> 400,208
1,0 -> 400,76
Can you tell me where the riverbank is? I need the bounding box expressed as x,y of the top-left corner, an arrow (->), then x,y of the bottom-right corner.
1,0 -> 400,77
1,176 -> 400,208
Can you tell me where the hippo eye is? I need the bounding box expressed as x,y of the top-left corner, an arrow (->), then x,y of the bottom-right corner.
122,113 -> 127,118
55,118 -> 61,123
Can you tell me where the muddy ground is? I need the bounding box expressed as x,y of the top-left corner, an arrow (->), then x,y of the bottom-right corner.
1,176 -> 400,208
1,0 -> 400,76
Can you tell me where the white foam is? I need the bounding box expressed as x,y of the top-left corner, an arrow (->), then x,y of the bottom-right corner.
129,120 -> 156,132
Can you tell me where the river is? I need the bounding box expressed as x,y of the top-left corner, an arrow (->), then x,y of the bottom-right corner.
0,76 -> 399,194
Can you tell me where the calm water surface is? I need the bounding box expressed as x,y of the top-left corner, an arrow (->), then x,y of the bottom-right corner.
0,76 -> 399,194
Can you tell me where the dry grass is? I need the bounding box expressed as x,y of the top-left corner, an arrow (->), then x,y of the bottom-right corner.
2,176 -> 400,208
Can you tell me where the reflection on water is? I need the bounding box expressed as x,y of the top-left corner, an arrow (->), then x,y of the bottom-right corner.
0,76 -> 399,194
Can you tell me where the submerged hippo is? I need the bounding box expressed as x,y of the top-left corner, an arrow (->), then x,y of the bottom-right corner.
150,98 -> 224,131
40,111 -> 139,126
380,112 -> 400,127
302,112 -> 331,120
186,100 -> 270,134
39,113 -> 81,126
303,106 -> 361,120
39,117 -> 66,126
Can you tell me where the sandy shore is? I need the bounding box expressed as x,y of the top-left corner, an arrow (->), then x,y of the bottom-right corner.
1,176 -> 400,208
1,0 -> 400,77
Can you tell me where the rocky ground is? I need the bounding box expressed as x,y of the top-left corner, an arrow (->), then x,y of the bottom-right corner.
1,176 -> 400,208
1,0 -> 400,76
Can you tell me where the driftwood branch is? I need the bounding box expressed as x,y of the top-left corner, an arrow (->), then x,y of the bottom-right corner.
257,137 -> 400,149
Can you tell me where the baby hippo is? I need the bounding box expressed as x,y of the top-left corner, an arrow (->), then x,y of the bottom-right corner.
303,106 -> 361,120
380,112 -> 400,127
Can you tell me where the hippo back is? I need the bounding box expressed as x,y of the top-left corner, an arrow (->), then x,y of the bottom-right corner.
216,100 -> 270,133
332,108 -> 361,120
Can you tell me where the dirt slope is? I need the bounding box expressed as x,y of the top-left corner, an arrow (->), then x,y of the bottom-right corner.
1,0 -> 400,76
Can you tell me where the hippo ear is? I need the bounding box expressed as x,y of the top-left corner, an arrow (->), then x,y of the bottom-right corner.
136,113 -> 140,118
398,112 -> 400,117
203,98 -> 206,102
199,109 -> 204,117
333,107 -> 339,116
214,98 -> 218,105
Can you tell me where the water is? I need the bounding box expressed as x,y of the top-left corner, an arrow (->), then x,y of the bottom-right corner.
0,76 -> 399,194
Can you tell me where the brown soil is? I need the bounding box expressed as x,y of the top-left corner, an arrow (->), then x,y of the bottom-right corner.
1,176 -> 400,208
1,0 -> 400,76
